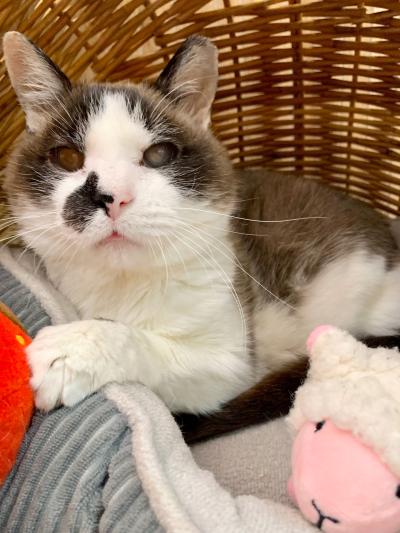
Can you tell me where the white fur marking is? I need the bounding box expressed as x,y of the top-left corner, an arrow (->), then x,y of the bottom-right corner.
255,250 -> 400,371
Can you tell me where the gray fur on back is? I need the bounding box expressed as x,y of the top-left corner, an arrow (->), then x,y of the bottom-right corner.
234,170 -> 398,306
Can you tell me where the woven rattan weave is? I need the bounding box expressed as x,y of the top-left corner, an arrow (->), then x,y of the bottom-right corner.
1,0 -> 400,232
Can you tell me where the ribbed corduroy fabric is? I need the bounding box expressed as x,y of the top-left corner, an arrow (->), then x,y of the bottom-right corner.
0,394 -> 162,533
0,265 -> 162,532
0,266 -> 51,337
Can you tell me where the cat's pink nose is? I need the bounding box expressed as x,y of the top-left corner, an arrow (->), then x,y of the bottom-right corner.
106,194 -> 134,220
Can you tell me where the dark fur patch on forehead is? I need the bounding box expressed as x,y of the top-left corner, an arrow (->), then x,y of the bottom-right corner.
46,85 -> 110,147
46,84 -> 159,148
135,84 -> 235,200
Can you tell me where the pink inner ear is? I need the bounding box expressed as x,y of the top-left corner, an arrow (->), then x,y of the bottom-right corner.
306,325 -> 334,353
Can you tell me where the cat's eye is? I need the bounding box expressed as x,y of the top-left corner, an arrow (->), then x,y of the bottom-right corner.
49,146 -> 84,172
314,421 -> 325,432
142,142 -> 178,168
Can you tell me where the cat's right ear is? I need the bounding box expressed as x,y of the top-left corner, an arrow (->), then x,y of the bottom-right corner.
3,32 -> 71,133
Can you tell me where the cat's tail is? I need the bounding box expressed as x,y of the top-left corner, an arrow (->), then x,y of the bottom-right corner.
175,357 -> 309,444
176,335 -> 400,444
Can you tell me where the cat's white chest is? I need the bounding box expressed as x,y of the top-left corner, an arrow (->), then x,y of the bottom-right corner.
46,254 -> 245,345
50,265 -> 181,328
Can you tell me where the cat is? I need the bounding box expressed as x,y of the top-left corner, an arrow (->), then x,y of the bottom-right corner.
3,32 -> 400,440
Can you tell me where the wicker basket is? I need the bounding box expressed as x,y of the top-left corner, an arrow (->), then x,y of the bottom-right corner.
1,0 -> 400,231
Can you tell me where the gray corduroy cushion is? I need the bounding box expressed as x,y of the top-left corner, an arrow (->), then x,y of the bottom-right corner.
0,394 -> 162,533
0,264 -> 162,533
0,265 -> 51,337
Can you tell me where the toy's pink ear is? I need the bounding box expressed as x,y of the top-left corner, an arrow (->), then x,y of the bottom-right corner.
306,325 -> 335,353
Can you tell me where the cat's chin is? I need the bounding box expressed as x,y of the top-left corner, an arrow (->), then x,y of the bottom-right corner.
90,233 -> 161,272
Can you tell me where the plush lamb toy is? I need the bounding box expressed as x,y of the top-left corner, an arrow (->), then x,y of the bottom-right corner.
287,325 -> 400,533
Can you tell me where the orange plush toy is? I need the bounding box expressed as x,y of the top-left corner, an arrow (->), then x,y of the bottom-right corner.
0,303 -> 34,484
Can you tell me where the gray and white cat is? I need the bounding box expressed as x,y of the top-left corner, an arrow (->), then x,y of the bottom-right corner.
3,32 -> 400,433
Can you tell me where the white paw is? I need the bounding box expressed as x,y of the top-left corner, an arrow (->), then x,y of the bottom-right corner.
26,321 -> 124,411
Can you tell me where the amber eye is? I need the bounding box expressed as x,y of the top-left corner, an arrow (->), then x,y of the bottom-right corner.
49,146 -> 84,172
142,142 -> 178,169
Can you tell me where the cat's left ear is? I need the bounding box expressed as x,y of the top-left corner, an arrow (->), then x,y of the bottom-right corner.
156,35 -> 218,129
3,31 -> 72,133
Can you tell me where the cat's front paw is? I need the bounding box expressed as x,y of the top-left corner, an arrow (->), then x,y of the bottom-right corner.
26,321 -> 125,411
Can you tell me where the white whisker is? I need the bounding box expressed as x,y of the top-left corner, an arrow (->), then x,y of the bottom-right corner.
173,229 -> 247,352
178,221 -> 295,311
175,206 -> 327,225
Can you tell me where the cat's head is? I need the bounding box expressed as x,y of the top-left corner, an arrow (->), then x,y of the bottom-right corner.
3,32 -> 236,272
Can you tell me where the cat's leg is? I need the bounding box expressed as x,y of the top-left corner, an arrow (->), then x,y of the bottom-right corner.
27,319 -> 251,413
254,250 -> 392,374
298,250 -> 388,335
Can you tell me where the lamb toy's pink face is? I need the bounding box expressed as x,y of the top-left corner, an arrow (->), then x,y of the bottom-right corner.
288,420 -> 400,533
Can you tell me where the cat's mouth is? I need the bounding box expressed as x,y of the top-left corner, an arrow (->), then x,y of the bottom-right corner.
97,231 -> 139,247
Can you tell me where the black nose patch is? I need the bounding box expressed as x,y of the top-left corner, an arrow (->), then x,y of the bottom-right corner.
63,172 -> 114,232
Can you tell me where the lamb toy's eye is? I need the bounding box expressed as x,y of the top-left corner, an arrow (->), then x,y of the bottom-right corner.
396,485 -> 400,498
314,421 -> 325,432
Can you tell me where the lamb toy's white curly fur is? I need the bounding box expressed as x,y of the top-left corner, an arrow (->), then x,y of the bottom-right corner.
288,326 -> 400,478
